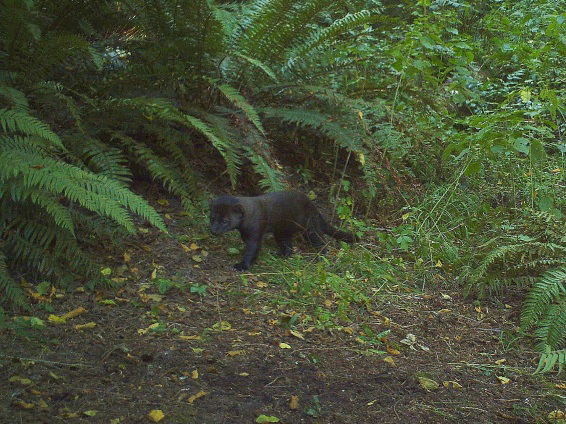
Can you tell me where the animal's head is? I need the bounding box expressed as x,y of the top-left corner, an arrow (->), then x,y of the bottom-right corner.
209,196 -> 244,235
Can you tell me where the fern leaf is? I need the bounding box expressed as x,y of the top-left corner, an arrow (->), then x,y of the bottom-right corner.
521,266 -> 566,330
0,247 -> 27,308
0,108 -> 64,149
232,52 -> 279,82
215,82 -> 266,135
284,10 -> 374,72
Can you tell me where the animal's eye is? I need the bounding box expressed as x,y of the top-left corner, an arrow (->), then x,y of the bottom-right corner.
222,218 -> 230,225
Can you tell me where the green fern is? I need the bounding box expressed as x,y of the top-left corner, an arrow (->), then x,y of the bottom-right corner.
0,247 -> 26,308
533,346 -> 565,374
0,108 -> 64,149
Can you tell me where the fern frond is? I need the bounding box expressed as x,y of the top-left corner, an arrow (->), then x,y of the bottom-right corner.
0,247 -> 26,308
215,82 -> 266,135
0,108 -> 64,149
521,266 -> 566,331
261,106 -> 363,151
0,147 -> 166,232
242,145 -> 286,191
0,86 -> 29,110
112,133 -> 195,211
76,137 -> 132,185
231,52 -> 279,82
284,10 -> 374,73
533,346 -> 566,374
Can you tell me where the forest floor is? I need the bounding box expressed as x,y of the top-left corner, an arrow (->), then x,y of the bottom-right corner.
1,194 -> 565,424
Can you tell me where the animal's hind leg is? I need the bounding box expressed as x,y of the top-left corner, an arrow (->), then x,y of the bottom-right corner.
304,230 -> 326,253
274,232 -> 294,257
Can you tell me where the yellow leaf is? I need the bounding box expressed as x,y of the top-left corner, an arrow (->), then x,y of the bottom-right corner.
212,321 -> 231,331
435,260 -> 442,268
256,281 -> 268,288
123,252 -> 131,262
165,213 -> 171,219
357,110 -> 363,120
138,323 -> 160,335
83,410 -> 97,417
496,376 -> 511,385
555,383 -> 566,390
188,390 -> 207,404
358,152 -> 365,166
418,377 -> 439,391
9,376 -> 33,386
437,309 -> 451,314
548,410 -> 565,420
62,307 -> 87,320
551,168 -> 561,174
12,399 -> 34,409
148,409 -> 165,422
383,356 -> 395,366
289,395 -> 299,410
100,267 -> 112,276
494,359 -> 506,365
37,398 -> 49,410
227,350 -> 246,356
48,314 -> 67,324
156,198 -> 169,206
239,372 -> 249,377
74,322 -> 97,330
181,243 -> 190,252
289,330 -> 304,340
443,381 -> 463,389
190,242 -> 199,250
386,346 -> 400,355
49,372 -> 60,380
324,299 -> 333,308
279,342 -> 291,349
151,268 -> 157,280
342,327 -> 354,335
191,370 -> 199,379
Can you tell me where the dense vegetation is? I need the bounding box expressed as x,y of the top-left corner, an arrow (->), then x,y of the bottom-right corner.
1,0 -> 564,371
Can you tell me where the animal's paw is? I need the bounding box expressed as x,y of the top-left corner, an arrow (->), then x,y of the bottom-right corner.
233,262 -> 249,271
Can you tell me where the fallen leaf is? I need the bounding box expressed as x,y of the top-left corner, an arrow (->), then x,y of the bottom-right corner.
386,346 -> 400,355
191,370 -> 199,379
494,359 -> 506,365
418,377 -> 439,391
11,399 -> 34,409
227,350 -> 246,356
124,252 -> 131,262
556,383 -> 566,390
440,293 -> 452,300
100,268 -> 112,276
239,372 -> 249,377
48,314 -> 66,324
151,268 -> 157,279
190,243 -> 199,250
289,396 -> 299,410
548,410 -> 565,420
443,381 -> 463,389
290,330 -> 305,340
256,281 -> 268,288
188,390 -> 207,404
138,323 -> 160,335
212,321 -> 232,331
383,356 -> 395,366
156,198 -> 169,206
74,322 -> 97,331
279,342 -> 291,349
9,376 -> 33,386
496,376 -> 511,385
256,415 -> 280,423
62,307 -> 87,320
83,410 -> 97,417
148,409 -> 165,422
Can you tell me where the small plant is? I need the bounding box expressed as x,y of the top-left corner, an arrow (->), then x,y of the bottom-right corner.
189,283 -> 208,297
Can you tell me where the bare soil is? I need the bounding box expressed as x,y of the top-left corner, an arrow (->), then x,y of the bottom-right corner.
1,197 -> 565,424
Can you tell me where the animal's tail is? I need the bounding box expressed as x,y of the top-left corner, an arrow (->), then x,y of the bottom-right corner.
319,214 -> 359,243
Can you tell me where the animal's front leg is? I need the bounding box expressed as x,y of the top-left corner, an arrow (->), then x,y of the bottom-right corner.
234,235 -> 262,271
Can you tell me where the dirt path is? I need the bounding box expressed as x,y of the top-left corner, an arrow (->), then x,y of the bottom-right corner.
1,201 -> 564,423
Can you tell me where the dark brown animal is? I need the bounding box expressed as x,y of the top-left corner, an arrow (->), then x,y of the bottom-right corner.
209,191 -> 359,270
